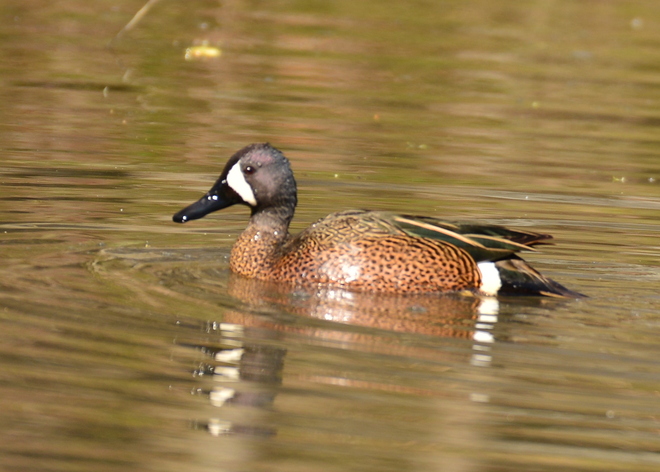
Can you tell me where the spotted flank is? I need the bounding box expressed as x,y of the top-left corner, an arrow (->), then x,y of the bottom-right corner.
173,143 -> 585,298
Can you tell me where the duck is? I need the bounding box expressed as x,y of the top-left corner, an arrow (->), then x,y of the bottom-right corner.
173,143 -> 584,298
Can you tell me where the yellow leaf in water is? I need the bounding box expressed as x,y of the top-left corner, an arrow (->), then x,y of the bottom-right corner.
185,44 -> 222,61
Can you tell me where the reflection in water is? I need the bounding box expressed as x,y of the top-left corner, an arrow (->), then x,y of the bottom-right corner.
203,330 -> 283,438
182,272 -> 499,439
225,275 -> 485,336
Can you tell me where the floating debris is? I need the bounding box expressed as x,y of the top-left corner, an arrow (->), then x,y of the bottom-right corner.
185,41 -> 222,61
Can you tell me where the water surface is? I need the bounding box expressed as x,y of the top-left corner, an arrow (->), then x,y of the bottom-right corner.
1,1 -> 659,471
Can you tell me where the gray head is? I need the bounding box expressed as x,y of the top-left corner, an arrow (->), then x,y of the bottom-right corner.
173,143 -> 298,224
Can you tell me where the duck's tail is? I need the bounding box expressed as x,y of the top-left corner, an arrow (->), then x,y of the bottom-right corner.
493,256 -> 586,298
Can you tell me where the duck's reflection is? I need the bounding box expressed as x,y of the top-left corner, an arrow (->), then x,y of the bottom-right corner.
187,274 -> 498,437
227,275 -> 494,333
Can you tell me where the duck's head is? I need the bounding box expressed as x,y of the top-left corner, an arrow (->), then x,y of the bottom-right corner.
173,143 -> 297,224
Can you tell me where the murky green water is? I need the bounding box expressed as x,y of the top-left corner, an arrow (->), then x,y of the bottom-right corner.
1,1 -> 659,471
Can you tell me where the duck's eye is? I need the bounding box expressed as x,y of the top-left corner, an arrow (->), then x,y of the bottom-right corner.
244,166 -> 256,175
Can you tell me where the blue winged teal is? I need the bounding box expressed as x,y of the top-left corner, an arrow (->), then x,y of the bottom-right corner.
173,143 -> 584,298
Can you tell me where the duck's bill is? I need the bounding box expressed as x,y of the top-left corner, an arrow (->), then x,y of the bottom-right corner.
173,186 -> 239,223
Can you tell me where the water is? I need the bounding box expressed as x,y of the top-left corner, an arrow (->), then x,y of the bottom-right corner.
1,1 -> 659,471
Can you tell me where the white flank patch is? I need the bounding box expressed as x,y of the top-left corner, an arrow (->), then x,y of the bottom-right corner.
226,163 -> 257,205
477,262 -> 502,296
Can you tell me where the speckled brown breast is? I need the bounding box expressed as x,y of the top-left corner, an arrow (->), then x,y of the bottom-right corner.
229,225 -> 285,278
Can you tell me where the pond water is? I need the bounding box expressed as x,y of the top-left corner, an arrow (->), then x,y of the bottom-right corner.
1,1 -> 659,471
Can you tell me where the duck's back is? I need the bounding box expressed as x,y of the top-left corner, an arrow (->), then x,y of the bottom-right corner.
272,210 -> 482,293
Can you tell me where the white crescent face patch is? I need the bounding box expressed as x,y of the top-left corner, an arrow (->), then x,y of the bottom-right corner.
226,162 -> 257,206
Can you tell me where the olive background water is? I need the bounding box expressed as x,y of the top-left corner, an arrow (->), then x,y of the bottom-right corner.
1,1 -> 659,471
